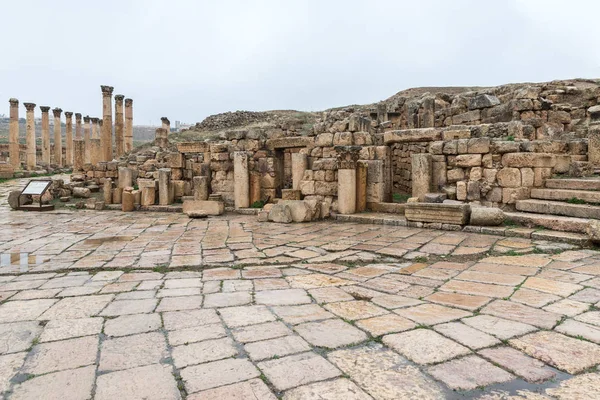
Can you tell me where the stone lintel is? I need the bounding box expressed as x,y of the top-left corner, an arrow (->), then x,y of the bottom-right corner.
384,128 -> 441,144
177,142 -> 209,153
101,85 -> 114,95
23,103 -> 36,111
40,106 -> 51,112
266,136 -> 314,150
52,108 -> 62,117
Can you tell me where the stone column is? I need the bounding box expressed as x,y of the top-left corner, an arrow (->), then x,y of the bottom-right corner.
40,106 -> 51,164
24,102 -> 36,170
158,168 -> 172,205
124,98 -> 133,153
161,117 -> 170,135
411,153 -> 433,201
100,85 -> 114,161
154,128 -> 168,148
233,152 -> 250,209
590,125 -> 600,165
8,99 -> 20,169
193,176 -> 209,200
90,118 -> 98,139
103,178 -> 113,204
356,161 -> 368,212
52,108 -> 62,166
73,140 -> 85,171
83,116 -> 91,163
291,153 -> 307,190
114,95 -> 124,157
90,138 -> 101,165
336,146 -> 361,215
64,112 -> 73,167
75,113 -> 82,139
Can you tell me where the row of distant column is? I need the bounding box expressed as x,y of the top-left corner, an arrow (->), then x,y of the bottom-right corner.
7,85 -> 134,170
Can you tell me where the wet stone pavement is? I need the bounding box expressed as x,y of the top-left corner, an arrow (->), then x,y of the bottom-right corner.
1,178 -> 600,399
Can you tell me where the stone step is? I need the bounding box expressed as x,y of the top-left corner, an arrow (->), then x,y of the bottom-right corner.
545,178 -> 600,191
530,188 -> 600,204
504,212 -> 590,234
516,199 -> 600,219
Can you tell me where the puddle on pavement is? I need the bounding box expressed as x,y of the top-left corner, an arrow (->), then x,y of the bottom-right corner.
0,252 -> 50,272
83,236 -> 135,245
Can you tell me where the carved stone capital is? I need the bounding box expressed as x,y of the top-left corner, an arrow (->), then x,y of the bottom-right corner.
90,117 -> 99,123
52,108 -> 63,117
83,116 -> 90,123
101,85 -> 114,96
161,117 -> 170,124
9,98 -> 18,106
124,98 -> 133,106
23,103 -> 36,111
114,94 -> 125,102
64,111 -> 73,118
75,113 -> 82,120
40,106 -> 51,112
98,120 -> 103,126
335,145 -> 362,169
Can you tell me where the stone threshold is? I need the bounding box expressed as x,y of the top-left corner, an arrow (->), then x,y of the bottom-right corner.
333,212 -> 589,246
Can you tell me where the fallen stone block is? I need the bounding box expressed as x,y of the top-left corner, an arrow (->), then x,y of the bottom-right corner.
268,204 -> 293,223
405,202 -> 471,225
182,200 -> 224,216
187,211 -> 208,219
469,206 -> 505,226
278,200 -> 312,222
73,187 -> 91,198
424,193 -> 447,203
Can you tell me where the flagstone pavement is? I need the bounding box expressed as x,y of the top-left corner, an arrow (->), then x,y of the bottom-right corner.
1,177 -> 600,399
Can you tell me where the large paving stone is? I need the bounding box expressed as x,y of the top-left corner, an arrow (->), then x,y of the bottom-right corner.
428,355 -> 514,390
288,274 -> 353,289
546,373 -> 600,399
328,344 -> 444,399
433,322 -> 500,350
478,346 -> 555,383
294,319 -> 368,348
0,299 -> 58,322
0,351 -> 26,393
167,323 -> 227,346
95,364 -> 181,400
462,315 -> 537,340
244,335 -> 311,361
383,329 -> 470,364
203,292 -> 252,308
439,280 -> 514,298
324,300 -> 388,321
188,378 -> 276,400
510,331 -> 600,373
103,313 -> 161,337
395,303 -> 471,325
258,352 -> 341,391
0,321 -> 43,353
155,295 -> 203,312
308,287 -> 355,303
23,335 -> 98,375
181,358 -> 260,393
522,277 -> 583,297
99,332 -> 168,372
172,337 -> 237,368
255,289 -> 311,305
162,309 -> 220,330
283,378 -> 372,400
39,296 -> 112,319
424,292 -> 491,311
232,321 -> 292,343
39,317 -> 103,342
219,305 -> 276,327
272,304 -> 335,325
10,365 -> 96,400
355,314 -> 416,336
555,319 -> 600,344
100,299 -> 157,316
481,300 -> 561,329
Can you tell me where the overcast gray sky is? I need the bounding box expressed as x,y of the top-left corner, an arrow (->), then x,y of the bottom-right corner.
1,0 -> 599,125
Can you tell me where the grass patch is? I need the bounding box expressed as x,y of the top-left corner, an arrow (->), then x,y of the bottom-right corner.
393,193 -> 411,203
412,256 -> 428,263
506,135 -> 515,141
567,197 -> 586,205
503,219 -> 517,227
251,200 -> 265,208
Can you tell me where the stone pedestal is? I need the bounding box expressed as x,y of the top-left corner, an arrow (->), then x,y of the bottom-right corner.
118,167 -> 133,188
250,172 -> 261,205
103,179 -> 113,204
356,161 -> 367,212
40,106 -> 51,165
411,153 -> 433,201
73,140 -> 85,171
155,128 -> 168,148
161,117 -> 170,135
8,99 -> 20,169
193,176 -> 209,200
233,152 -> 250,209
158,168 -> 172,205
64,112 -> 73,166
90,139 -> 101,165
122,190 -> 135,212
83,116 -> 91,164
141,187 -> 156,206
338,169 -> 357,214
291,153 -> 307,190
101,85 -> 114,161
52,108 -> 62,166
589,124 -> 600,165
24,102 -> 36,170
112,187 -> 123,204
124,99 -> 133,153
114,95 -> 124,157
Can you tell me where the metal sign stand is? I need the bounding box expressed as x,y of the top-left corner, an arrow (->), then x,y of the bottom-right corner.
17,180 -> 55,211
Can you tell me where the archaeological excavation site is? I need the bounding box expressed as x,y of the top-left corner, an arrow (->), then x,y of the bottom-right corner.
3,79 -> 600,399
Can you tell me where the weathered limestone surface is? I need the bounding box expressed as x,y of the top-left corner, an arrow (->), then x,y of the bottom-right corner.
337,169 -> 356,214
384,128 -> 441,144
101,85 -> 114,161
52,108 -> 62,166
124,98 -> 133,153
64,112 -> 73,167
182,200 -> 224,216
83,116 -> 91,164
405,203 -> 471,224
24,103 -> 36,170
40,106 -> 51,164
291,153 -> 307,191
412,154 -> 432,201
8,99 -> 19,169
114,95 -> 125,157
233,152 -> 250,209
158,169 -> 172,206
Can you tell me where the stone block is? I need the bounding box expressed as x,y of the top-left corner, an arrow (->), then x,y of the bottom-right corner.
467,138 -> 490,154
447,168 -> 465,183
405,203 -> 471,225
533,168 -> 552,187
383,128 -> 441,144
456,181 -> 467,201
455,154 -> 482,167
282,189 -> 302,200
268,204 -> 293,223
411,154 -> 432,201
182,200 -> 224,216
501,153 -> 556,168
442,130 -> 471,140
122,191 -> 135,212
520,168 -> 534,187
470,207 -> 505,226
502,187 -> 530,204
497,168 -> 521,188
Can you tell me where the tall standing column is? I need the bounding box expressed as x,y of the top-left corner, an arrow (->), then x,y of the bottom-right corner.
24,102 -> 36,170
90,117 -> 98,139
75,113 -> 82,139
73,139 -> 85,171
124,98 -> 133,153
83,116 -> 91,163
52,108 -> 63,166
100,85 -> 114,161
40,106 -> 51,165
114,95 -> 124,157
233,152 -> 250,209
161,117 -> 170,135
64,112 -> 73,167
8,99 -> 20,169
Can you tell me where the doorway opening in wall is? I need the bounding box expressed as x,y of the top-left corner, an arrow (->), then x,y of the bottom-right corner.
273,147 -> 303,199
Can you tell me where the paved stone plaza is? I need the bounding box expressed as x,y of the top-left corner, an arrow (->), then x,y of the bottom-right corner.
1,178 -> 600,399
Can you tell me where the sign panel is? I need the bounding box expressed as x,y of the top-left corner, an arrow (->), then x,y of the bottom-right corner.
21,180 -> 51,195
